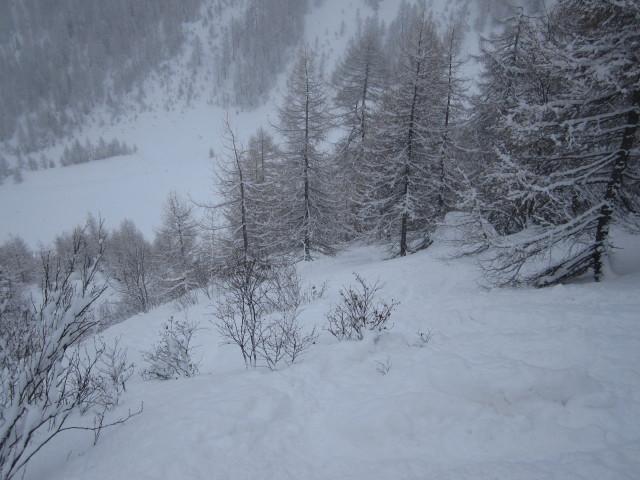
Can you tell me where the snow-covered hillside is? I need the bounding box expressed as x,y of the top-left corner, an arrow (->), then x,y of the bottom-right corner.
2,1 -> 640,479
24,235 -> 640,480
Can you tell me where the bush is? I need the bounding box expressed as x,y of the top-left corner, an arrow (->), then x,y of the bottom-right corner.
0,224 -> 140,480
326,273 -> 399,341
96,336 -> 135,404
213,255 -> 317,370
141,317 -> 200,380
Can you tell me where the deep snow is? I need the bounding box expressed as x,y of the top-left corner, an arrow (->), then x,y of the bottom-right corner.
23,236 -> 640,480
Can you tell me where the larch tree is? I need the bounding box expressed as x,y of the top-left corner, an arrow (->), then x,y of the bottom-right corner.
478,0 -> 640,287
361,10 -> 447,256
331,16 -> 388,235
469,7 -> 550,235
244,127 -> 282,255
558,0 -> 640,283
434,20 -> 468,221
274,46 -> 337,260
210,119 -> 283,260
217,118 -> 252,258
154,192 -> 200,300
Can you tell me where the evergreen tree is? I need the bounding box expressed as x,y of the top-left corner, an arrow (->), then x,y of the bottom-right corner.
332,16 -> 387,235
362,11 -> 447,256
557,0 -> 640,282
274,47 -> 337,260
479,0 -> 640,287
244,127 -> 282,255
155,192 -> 200,299
433,20 -> 468,221
209,122 -> 283,261
469,8 -> 548,234
217,119 -> 252,257
333,16 -> 387,143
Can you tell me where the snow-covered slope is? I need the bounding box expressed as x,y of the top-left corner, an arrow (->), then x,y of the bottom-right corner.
0,103 -> 272,247
3,2 -> 640,479
24,238 -> 640,480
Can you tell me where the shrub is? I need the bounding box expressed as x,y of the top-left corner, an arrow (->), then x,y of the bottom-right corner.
141,317 -> 200,380
213,256 -> 317,370
326,273 -> 399,341
0,225 -> 140,480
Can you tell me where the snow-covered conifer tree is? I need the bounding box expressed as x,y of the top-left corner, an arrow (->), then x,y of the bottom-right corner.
469,8 -> 548,234
478,0 -> 640,286
361,11 -> 447,256
274,47 -> 338,260
434,21 -> 468,220
332,16 -> 388,235
154,192 -> 200,299
244,127 -> 282,255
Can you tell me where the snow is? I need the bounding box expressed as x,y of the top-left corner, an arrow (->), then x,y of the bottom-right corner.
2,1 -> 639,479
0,103 -> 274,248
22,240 -> 640,480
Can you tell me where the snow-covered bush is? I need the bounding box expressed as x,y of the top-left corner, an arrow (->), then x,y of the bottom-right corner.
375,356 -> 392,375
96,336 -> 135,404
0,223 -> 139,480
213,256 -> 317,370
142,317 -> 200,380
326,274 -> 399,341
64,336 -> 134,418
302,281 -> 328,303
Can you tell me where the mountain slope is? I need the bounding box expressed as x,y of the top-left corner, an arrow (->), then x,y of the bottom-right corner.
4,2 -> 639,479
24,237 -> 640,480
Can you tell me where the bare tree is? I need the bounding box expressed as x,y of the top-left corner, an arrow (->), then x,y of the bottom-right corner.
0,221 -> 139,480
0,235 -> 36,285
213,254 -> 317,370
107,219 -> 157,315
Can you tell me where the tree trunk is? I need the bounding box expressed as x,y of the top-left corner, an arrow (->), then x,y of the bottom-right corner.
400,24 -> 423,257
593,90 -> 640,281
303,61 -> 311,261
